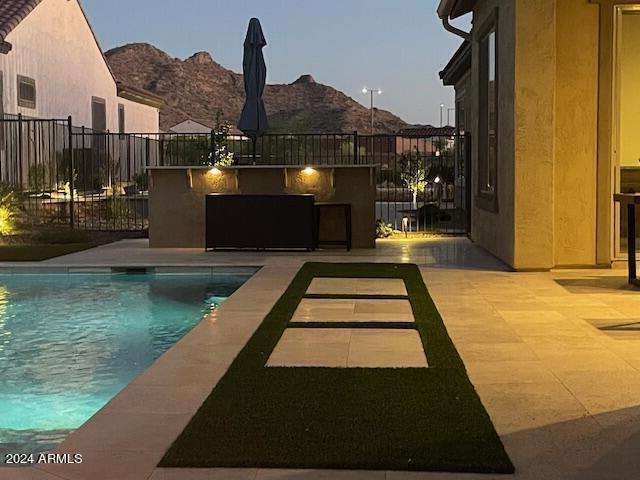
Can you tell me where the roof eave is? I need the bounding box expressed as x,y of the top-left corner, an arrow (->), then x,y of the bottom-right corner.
439,42 -> 472,85
437,0 -> 476,19
0,40 -> 11,54
116,82 -> 164,109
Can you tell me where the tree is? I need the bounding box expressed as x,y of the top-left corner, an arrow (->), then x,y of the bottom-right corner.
209,111 -> 234,167
399,147 -> 427,209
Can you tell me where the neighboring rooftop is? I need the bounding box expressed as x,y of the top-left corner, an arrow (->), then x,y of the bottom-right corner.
398,125 -> 456,137
0,0 -> 42,52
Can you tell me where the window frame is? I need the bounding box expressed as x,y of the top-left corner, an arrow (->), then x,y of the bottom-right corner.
118,103 -> 125,135
0,71 -> 4,148
91,96 -> 107,132
17,75 -> 36,109
476,10 -> 499,212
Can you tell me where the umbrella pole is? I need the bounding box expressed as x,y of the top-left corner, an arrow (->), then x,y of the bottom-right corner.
252,137 -> 257,165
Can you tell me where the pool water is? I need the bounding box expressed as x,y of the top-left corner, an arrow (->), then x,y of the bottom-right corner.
0,272 -> 253,457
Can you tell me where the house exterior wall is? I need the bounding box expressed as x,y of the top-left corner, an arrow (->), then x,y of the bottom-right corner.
0,0 -> 158,132
465,0 -> 602,269
512,0 -> 556,269
510,0 -> 602,268
119,98 -> 160,133
553,0 -> 599,266
454,71 -> 472,134
469,0 -> 516,266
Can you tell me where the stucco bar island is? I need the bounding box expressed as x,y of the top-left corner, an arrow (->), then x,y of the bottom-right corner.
146,165 -> 377,249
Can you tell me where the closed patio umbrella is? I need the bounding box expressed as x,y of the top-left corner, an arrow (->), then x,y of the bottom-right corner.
237,18 -> 268,164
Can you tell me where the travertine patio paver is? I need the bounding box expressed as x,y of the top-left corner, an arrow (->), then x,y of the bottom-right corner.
267,328 -> 351,367
348,328 -> 427,367
267,328 -> 427,368
291,298 -> 414,322
307,277 -> 408,295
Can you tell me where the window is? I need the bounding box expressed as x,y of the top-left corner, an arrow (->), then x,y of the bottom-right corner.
456,96 -> 466,135
118,104 -> 125,135
0,71 -> 4,117
478,18 -> 498,206
0,71 -> 4,148
91,97 -> 107,132
17,75 -> 36,109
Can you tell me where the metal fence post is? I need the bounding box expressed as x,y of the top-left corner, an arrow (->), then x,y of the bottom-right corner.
145,137 -> 150,169
67,116 -> 74,228
353,131 -> 358,165
210,129 -> 215,164
17,113 -> 23,187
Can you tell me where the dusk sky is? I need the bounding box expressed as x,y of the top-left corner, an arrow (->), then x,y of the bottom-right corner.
83,0 -> 471,126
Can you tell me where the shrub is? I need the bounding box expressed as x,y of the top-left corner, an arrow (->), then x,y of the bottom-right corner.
376,219 -> 394,239
28,164 -> 47,192
133,172 -> 149,190
0,184 -> 22,235
104,196 -> 131,228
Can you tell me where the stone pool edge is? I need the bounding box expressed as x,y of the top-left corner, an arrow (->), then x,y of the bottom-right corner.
0,265 -> 298,480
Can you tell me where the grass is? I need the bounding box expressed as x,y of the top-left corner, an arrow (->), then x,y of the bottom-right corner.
0,243 -> 95,261
160,262 -> 514,473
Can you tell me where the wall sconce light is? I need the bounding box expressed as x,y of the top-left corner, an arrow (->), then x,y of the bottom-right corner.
302,167 -> 315,175
434,176 -> 441,184
209,167 -> 222,176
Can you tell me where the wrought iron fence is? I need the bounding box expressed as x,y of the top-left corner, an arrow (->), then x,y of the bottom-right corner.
0,114 -> 469,234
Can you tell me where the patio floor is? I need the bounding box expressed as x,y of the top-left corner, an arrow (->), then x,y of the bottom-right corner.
2,237 -> 640,479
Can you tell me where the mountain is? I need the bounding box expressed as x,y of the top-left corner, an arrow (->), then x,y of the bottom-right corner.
104,43 -> 409,134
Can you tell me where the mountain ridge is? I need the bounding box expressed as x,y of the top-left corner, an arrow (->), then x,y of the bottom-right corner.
104,43 -> 409,134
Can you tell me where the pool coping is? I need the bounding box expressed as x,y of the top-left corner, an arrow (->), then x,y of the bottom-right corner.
0,264 -> 300,480
0,265 -> 262,275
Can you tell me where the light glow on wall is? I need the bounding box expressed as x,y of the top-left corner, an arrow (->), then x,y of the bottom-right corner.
302,167 -> 316,176
209,167 -> 222,176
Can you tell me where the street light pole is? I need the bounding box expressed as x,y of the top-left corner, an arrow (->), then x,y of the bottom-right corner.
362,87 -> 382,135
440,103 -> 445,127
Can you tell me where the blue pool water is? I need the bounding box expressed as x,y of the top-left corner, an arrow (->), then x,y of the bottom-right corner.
0,271 -> 253,457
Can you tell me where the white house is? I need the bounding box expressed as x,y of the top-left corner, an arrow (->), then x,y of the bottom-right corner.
169,119 -> 213,134
0,0 -> 161,132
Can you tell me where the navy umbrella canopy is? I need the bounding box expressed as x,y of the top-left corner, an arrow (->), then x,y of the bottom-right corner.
238,18 -> 268,147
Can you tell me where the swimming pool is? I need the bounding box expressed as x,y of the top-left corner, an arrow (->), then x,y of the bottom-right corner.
0,270 -> 254,457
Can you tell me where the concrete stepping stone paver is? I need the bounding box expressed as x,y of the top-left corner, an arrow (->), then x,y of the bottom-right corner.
307,277 -> 408,296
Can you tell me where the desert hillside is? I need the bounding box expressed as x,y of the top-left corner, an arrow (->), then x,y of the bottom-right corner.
105,43 -> 409,134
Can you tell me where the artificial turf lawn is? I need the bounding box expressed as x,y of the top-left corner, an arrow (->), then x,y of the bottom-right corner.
160,262 -> 514,473
0,243 -> 95,261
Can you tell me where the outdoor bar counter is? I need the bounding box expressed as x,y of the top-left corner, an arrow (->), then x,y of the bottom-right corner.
146,165 -> 377,249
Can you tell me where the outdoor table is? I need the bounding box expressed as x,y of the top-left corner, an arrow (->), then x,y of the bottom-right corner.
314,202 -> 352,251
614,193 -> 640,286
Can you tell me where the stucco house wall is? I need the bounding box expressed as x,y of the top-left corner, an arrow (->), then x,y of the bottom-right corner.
553,0 -> 599,266
469,0 -> 516,267
0,0 -> 159,132
449,0 -> 609,269
512,0 -> 556,269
